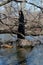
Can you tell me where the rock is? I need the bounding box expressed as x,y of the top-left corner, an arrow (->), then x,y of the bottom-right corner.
32,40 -> 41,46
19,39 -> 32,46
17,39 -> 41,47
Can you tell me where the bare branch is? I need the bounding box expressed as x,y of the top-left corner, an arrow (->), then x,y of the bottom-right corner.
28,2 -> 43,13
0,0 -> 13,6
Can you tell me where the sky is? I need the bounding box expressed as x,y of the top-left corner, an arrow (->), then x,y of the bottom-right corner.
0,0 -> 43,13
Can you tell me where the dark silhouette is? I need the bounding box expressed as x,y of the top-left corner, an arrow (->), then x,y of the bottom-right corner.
17,10 -> 25,39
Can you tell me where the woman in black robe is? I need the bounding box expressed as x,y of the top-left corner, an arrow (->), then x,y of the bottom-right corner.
17,10 -> 25,39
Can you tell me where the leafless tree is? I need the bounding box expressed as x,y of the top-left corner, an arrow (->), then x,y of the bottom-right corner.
0,0 -> 43,37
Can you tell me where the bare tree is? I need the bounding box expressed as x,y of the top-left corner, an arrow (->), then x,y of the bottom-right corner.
0,0 -> 43,36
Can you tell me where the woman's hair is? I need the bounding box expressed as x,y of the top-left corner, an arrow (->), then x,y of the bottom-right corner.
19,10 -> 24,16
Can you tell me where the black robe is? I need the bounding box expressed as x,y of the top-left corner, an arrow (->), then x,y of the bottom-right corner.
17,13 -> 25,39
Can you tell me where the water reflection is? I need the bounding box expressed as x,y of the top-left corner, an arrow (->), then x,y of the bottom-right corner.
16,46 -> 27,65
0,42 -> 32,65
0,48 -> 18,65
16,40 -> 32,65
0,34 -> 43,65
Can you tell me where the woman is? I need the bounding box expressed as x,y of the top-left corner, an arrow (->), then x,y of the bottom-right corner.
17,10 -> 25,39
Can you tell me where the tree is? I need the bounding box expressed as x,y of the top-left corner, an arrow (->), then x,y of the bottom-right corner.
0,0 -> 43,36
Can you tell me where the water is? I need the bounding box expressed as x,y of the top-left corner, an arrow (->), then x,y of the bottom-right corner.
0,45 -> 32,65
0,34 -> 43,65
26,45 -> 43,65
0,34 -> 43,43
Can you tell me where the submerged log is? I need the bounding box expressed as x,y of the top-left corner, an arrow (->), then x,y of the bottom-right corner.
1,44 -> 13,48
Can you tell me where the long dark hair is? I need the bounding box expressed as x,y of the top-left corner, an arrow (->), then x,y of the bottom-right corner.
19,10 -> 24,18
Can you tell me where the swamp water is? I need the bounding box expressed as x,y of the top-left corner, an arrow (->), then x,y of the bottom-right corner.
0,34 -> 43,65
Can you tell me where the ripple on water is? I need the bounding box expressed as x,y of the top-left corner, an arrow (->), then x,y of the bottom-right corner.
26,45 -> 43,65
